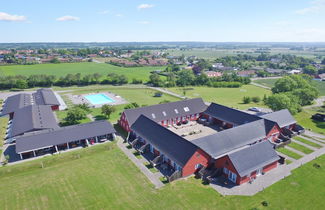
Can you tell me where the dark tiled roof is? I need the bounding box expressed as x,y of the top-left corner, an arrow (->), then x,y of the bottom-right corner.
260,109 -> 296,128
1,93 -> 32,115
10,105 -> 59,138
191,119 -> 274,158
32,88 -> 60,106
228,141 -> 279,177
124,98 -> 207,126
15,120 -> 116,153
131,115 -> 199,167
204,103 -> 261,126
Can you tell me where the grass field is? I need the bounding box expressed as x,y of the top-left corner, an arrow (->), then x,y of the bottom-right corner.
0,142 -> 325,209
60,86 -> 180,123
0,117 -> 8,147
253,78 -> 278,88
277,147 -> 303,159
294,108 -> 325,135
0,62 -> 163,82
168,85 -> 271,109
287,142 -> 314,154
294,136 -> 322,149
254,78 -> 325,96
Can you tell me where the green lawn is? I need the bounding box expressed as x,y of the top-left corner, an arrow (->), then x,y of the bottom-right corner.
253,78 -> 278,88
287,142 -> 314,154
168,85 -> 271,109
0,117 -> 8,147
55,110 -> 92,125
294,108 -> 325,135
0,62 -> 163,82
62,86 -> 180,123
277,147 -> 303,159
0,142 -> 325,209
254,78 -> 325,96
294,136 -> 322,149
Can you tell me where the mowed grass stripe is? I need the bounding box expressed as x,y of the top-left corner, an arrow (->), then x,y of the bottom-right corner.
277,147 -> 303,159
294,136 -> 322,149
287,142 -> 314,154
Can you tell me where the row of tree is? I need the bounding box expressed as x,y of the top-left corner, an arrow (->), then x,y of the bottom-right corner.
0,73 -> 131,90
149,70 -> 250,88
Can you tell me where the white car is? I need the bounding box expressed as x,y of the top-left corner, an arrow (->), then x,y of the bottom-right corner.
248,107 -> 262,112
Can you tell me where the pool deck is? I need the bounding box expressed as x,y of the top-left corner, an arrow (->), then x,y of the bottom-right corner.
67,92 -> 128,108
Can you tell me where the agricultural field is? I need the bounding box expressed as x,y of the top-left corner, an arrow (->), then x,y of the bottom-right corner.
0,141 -> 324,209
168,85 -> 271,109
165,48 -> 325,60
0,62 -> 163,82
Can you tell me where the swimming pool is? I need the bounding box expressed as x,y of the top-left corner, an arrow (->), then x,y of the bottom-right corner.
84,94 -> 115,105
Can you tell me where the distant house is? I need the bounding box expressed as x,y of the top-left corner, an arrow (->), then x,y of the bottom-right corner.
288,69 -> 301,74
315,73 -> 325,81
265,68 -> 285,75
205,71 -> 223,78
237,70 -> 256,77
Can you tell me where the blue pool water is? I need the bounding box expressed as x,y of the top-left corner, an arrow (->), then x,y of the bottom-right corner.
84,94 -> 115,105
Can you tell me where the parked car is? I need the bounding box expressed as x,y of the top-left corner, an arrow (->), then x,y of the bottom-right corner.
311,113 -> 325,122
248,107 -> 262,112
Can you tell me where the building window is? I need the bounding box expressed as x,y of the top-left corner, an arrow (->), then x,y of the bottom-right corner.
152,113 -> 156,119
184,107 -> 190,112
223,167 -> 229,175
162,111 -> 167,116
174,109 -> 179,114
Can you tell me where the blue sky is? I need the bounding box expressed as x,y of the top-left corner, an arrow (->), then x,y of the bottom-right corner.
1,0 -> 325,42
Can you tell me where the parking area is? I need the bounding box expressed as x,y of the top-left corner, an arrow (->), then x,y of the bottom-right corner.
168,121 -> 220,141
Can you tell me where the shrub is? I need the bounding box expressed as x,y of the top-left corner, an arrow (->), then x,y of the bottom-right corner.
252,96 -> 261,103
261,201 -> 269,207
243,96 -> 251,104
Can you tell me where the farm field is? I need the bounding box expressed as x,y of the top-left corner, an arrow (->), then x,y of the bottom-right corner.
0,62 -> 163,82
168,85 -> 271,109
0,142 -> 324,209
165,48 -> 325,60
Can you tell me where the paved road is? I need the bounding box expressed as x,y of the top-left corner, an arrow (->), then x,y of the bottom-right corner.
148,87 -> 185,99
251,76 -> 282,81
305,96 -> 325,109
250,82 -> 271,90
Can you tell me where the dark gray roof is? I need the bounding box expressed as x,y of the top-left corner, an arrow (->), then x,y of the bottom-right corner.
204,103 -> 261,126
9,105 -> 59,138
15,120 -> 116,153
192,119 -> 275,158
32,88 -> 60,106
1,93 -> 32,115
124,98 -> 207,126
131,115 -> 199,167
260,109 -> 296,128
228,141 -> 279,177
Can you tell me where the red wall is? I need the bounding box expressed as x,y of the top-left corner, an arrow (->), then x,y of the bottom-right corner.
51,105 -> 59,111
182,149 -> 211,177
266,124 -> 281,142
215,155 -> 279,185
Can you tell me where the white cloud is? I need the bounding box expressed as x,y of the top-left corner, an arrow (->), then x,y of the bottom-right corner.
56,15 -> 80,21
274,20 -> 291,26
137,4 -> 154,9
138,20 -> 150,24
0,12 -> 26,22
99,10 -> 110,15
295,0 -> 325,14
116,14 -> 123,17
